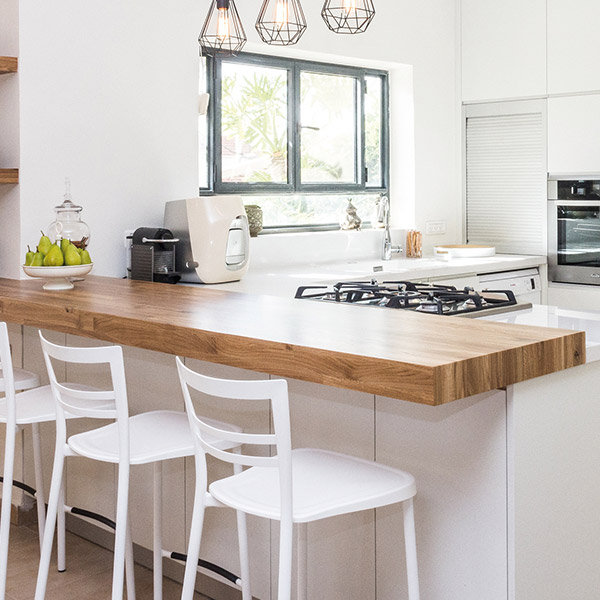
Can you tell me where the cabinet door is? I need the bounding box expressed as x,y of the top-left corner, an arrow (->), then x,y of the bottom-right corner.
548,95 -> 600,174
548,0 -> 600,95
461,0 -> 546,102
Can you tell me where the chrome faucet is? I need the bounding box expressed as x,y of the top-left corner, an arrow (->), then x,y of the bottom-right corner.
377,196 -> 402,260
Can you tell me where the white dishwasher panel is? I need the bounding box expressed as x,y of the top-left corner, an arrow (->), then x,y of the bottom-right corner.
479,268 -> 542,303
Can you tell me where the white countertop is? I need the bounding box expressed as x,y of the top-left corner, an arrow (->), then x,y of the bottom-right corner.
479,304 -> 600,363
209,253 -> 547,297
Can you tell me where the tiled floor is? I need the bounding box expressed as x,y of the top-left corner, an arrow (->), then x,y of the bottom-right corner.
5,524 -> 210,599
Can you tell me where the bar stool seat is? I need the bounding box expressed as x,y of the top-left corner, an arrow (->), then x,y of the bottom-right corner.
0,367 -> 40,392
210,448 -> 416,522
68,410 -> 240,465
0,383 -> 102,424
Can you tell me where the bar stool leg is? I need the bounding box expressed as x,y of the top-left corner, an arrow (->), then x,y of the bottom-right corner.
277,519 -> 293,600
153,462 -> 163,600
34,448 -> 66,600
31,423 -> 47,551
56,477 -> 66,572
125,518 -> 136,600
297,522 -> 307,600
232,458 -> 251,600
0,423 -> 17,600
403,498 -> 420,600
111,462 -> 130,600
181,455 -> 208,600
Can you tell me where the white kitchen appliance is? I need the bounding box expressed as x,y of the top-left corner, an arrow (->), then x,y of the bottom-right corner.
479,268 -> 542,304
164,196 -> 250,284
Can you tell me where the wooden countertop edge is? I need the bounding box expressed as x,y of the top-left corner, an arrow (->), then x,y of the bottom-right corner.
0,288 -> 586,406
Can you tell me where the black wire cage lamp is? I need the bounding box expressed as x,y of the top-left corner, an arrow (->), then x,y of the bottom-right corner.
321,0 -> 376,34
199,0 -> 247,55
255,0 -> 307,46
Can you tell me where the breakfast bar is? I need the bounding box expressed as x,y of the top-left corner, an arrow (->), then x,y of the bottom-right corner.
0,276 -> 585,403
0,276 -> 597,600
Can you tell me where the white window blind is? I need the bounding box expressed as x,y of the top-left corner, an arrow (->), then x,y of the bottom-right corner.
466,110 -> 546,254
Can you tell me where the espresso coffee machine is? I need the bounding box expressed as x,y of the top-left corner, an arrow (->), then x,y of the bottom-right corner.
129,227 -> 181,284
164,196 -> 250,284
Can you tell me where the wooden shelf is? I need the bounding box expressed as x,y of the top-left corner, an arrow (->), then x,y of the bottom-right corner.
0,57 -> 18,74
0,169 -> 18,184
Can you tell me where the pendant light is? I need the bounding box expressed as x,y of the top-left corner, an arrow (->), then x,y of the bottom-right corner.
256,0 -> 307,46
321,0 -> 376,34
199,0 -> 247,56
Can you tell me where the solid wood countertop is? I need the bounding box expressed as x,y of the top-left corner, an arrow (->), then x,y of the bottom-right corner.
0,276 -> 586,405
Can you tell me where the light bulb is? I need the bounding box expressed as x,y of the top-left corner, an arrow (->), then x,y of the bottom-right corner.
217,8 -> 230,40
343,0 -> 357,11
274,0 -> 289,28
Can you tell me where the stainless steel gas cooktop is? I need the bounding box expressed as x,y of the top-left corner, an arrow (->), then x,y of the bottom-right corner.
295,280 -> 531,317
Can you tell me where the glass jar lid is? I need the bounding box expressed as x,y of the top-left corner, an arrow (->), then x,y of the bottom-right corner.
54,178 -> 83,214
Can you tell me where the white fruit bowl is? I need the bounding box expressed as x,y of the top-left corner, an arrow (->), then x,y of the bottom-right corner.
22,263 -> 94,291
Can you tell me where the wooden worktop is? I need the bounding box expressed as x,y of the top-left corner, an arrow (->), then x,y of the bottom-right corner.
0,276 -> 585,405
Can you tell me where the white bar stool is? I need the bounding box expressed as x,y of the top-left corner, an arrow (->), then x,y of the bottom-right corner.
34,334 -> 250,600
177,357 -> 420,600
0,323 -> 106,600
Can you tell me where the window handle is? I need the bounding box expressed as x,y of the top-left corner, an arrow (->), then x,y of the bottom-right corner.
298,124 -> 320,131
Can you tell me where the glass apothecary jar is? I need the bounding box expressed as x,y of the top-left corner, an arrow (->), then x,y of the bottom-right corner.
47,178 -> 90,248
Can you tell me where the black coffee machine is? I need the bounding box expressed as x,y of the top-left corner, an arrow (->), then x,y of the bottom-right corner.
130,227 -> 181,284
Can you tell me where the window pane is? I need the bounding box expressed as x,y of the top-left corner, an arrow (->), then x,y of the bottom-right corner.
221,61 -> 288,183
365,76 -> 382,188
247,194 -> 379,228
300,72 -> 357,184
199,57 -> 209,188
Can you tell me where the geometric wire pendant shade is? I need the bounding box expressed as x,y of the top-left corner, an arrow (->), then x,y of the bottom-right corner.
256,0 -> 307,46
199,0 -> 247,56
321,0 -> 375,34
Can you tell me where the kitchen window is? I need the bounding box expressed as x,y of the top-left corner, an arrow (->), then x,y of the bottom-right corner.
199,52 -> 389,230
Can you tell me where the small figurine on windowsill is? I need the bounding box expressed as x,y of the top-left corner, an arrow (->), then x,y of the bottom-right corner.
340,199 -> 362,230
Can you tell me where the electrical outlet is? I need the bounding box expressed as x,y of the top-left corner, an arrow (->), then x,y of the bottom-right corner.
425,220 -> 446,235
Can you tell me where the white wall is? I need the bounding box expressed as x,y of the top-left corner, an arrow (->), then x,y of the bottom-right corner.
7,0 -> 459,278
18,0 -> 201,277
0,0 -> 21,279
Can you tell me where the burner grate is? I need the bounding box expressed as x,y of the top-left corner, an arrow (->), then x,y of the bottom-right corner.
295,280 -> 518,315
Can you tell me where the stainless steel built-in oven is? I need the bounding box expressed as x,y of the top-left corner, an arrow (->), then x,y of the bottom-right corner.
548,178 -> 600,285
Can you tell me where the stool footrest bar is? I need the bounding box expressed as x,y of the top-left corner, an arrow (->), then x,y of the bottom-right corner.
0,476 -> 37,498
169,551 -> 239,585
69,506 -> 117,530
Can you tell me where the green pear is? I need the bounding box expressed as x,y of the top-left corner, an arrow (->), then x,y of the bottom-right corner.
76,247 -> 84,256
24,245 -> 34,266
38,231 -> 52,256
31,251 -> 44,266
60,238 -> 71,254
43,243 -> 64,266
65,244 -> 82,266
80,249 -> 92,265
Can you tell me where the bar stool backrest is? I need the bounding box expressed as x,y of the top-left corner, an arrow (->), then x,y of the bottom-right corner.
176,357 -> 293,515
0,323 -> 16,424
39,333 -> 126,459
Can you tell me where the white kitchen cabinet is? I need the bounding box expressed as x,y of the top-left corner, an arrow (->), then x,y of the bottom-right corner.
548,95 -> 600,174
461,0 -> 546,102
548,0 -> 600,95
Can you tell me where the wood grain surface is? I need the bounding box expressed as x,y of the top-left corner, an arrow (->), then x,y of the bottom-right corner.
0,57 -> 18,74
0,169 -> 18,184
0,276 -> 586,405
